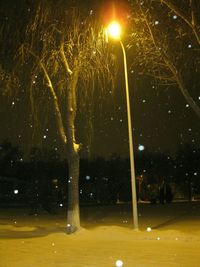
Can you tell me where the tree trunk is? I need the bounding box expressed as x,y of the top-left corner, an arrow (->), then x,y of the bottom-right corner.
65,70 -> 80,234
66,148 -> 80,233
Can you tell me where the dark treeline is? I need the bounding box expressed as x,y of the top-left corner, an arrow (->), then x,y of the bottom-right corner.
0,140 -> 200,207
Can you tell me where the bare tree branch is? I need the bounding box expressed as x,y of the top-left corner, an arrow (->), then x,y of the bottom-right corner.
60,42 -> 73,76
26,46 -> 67,144
141,7 -> 200,118
161,0 -> 200,45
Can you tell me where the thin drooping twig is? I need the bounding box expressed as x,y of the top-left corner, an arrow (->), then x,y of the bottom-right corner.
27,47 -> 67,144
142,7 -> 200,118
161,0 -> 200,45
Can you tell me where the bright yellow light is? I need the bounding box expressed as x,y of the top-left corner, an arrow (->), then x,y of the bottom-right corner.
107,21 -> 121,40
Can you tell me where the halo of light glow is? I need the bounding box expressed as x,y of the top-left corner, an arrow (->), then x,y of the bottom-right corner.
107,21 -> 121,40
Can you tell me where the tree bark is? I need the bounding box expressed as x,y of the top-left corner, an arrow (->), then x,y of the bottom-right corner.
66,148 -> 80,233
65,70 -> 81,234
59,43 -> 81,233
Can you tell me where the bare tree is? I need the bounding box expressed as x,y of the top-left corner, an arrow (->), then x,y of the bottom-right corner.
128,0 -> 200,117
0,2 -> 115,233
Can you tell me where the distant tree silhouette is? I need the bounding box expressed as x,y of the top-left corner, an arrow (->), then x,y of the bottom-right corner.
0,140 -> 22,176
175,144 -> 200,201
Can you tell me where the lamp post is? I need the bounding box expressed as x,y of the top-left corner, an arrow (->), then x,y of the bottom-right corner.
107,21 -> 139,230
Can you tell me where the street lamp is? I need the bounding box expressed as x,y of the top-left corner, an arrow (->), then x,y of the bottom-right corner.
106,21 -> 139,230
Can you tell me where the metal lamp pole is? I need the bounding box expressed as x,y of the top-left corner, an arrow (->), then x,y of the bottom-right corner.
106,21 -> 138,229
120,41 -> 138,230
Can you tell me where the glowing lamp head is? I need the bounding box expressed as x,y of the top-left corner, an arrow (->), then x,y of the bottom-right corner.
107,21 -> 121,40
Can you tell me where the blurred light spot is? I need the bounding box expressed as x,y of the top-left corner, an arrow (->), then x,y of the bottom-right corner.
138,144 -> 145,151
115,260 -> 123,267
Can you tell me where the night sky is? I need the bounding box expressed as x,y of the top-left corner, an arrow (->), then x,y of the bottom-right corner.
1,66 -> 200,159
0,0 -> 200,160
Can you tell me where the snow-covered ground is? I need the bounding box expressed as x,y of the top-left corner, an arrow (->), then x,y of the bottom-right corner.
0,202 -> 200,267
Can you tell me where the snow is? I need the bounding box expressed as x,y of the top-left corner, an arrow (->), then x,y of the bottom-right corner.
0,202 -> 200,267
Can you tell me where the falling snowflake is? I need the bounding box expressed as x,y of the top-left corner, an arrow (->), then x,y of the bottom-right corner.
115,260 -> 123,267
138,144 -> 145,151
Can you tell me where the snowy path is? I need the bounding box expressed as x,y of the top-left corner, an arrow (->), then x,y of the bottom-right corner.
0,202 -> 200,267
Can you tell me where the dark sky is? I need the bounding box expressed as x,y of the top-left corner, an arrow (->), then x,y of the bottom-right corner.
0,0 -> 200,159
1,64 -> 199,159
91,71 -> 200,158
